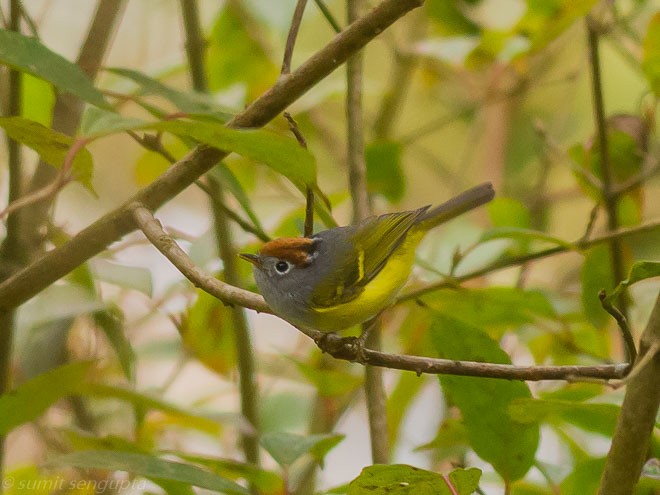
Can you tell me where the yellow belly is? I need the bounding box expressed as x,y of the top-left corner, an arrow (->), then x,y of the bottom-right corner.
309,231 -> 423,331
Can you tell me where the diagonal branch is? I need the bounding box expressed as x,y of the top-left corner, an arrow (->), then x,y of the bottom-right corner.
0,0 -> 425,312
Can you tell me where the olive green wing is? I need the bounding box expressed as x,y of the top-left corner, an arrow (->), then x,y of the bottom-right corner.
310,207 -> 428,308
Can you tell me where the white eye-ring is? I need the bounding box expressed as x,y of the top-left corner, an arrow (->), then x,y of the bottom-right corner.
274,260 -> 291,274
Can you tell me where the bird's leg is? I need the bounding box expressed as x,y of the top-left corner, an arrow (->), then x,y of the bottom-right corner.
353,314 -> 382,363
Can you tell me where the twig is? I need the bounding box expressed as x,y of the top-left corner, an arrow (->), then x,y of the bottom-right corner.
127,130 -> 177,164
303,187 -> 315,237
312,0 -> 342,33
282,0 -> 308,75
198,182 -> 271,242
283,112 -> 315,236
599,290 -> 637,366
131,204 -> 271,313
0,0 -> 428,311
179,0 -> 208,92
0,137 -> 89,221
586,18 -> 628,317
283,112 -> 308,148
131,203 -> 628,382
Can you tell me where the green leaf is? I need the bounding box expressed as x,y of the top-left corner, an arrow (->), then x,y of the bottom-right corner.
82,383 -> 227,435
347,465 -> 481,495
415,418 -> 469,459
581,245 -> 615,329
487,197 -> 531,229
509,398 -> 619,437
259,393 -> 312,433
173,453 -> 283,495
260,432 -> 344,468
18,283 -> 104,330
516,0 -> 598,52
93,307 -> 136,382
642,12 -> 660,96
92,259 -> 153,296
0,29 -> 109,109
0,361 -> 93,435
155,120 -> 317,188
422,287 -> 556,335
80,106 -> 148,137
606,261 -> 660,303
46,450 -> 250,495
107,67 -> 232,118
560,457 -> 605,494
206,4 -> 278,100
21,73 -> 55,126
425,0 -> 480,35
388,372 -> 426,447
179,290 -> 236,376
290,358 -> 363,397
365,140 -> 405,202
431,314 -> 539,482
0,117 -> 94,191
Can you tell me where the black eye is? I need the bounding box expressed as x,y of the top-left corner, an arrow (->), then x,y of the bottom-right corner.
275,261 -> 290,274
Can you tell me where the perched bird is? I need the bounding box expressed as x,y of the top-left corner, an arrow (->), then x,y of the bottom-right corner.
240,183 -> 494,332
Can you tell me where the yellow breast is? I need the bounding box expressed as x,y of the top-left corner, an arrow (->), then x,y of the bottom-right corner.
309,230 -> 423,331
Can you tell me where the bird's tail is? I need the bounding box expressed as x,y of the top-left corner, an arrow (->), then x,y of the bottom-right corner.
416,182 -> 495,230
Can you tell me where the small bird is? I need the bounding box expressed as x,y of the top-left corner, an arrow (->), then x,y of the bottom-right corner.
240,183 -> 494,332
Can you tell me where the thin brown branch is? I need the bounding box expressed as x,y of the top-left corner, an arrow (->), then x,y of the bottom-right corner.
586,18 -> 628,317
0,0 -> 425,311
316,333 -> 627,381
131,204 -> 271,314
598,292 -> 660,494
312,0 -> 342,33
599,289 -> 637,365
346,8 -> 370,222
282,0 -> 308,75
0,137 -> 89,220
208,181 -> 261,467
283,112 -> 315,237
179,0 -> 208,92
131,203 -> 628,382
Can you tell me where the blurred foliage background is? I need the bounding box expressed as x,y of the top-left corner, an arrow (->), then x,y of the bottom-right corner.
0,0 -> 659,494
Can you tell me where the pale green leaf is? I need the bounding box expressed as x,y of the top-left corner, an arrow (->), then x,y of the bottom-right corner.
47,450 -> 249,494
0,29 -> 109,108
606,261 -> 660,303
0,362 -> 93,435
642,13 -> 660,96
92,259 -> 153,296
0,116 -> 94,191
260,432 -> 344,467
